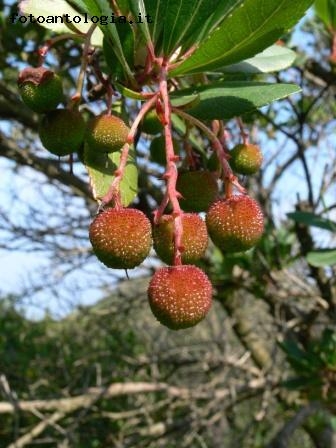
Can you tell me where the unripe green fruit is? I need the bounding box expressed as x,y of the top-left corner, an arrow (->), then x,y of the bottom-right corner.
86,114 -> 129,153
18,67 -> 63,113
229,143 -> 263,175
206,195 -> 264,252
89,207 -> 152,269
153,213 -> 208,265
142,109 -> 162,135
148,265 -> 212,330
177,170 -> 219,212
39,109 -> 85,156
149,135 -> 180,166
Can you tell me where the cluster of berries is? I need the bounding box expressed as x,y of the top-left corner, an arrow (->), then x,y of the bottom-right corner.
18,66 -> 264,331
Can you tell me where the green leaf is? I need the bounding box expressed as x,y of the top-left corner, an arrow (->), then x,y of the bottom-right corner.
221,45 -> 297,74
287,211 -> 336,232
19,0 -> 103,45
161,0 -> 222,56
315,0 -> 336,30
306,249 -> 336,267
171,0 -> 313,75
171,81 -> 300,120
128,0 -> 153,44
82,0 -> 135,83
84,146 -> 138,206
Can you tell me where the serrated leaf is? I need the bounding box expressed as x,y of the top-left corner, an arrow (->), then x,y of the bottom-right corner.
306,249 -> 336,267
221,45 -> 297,74
128,0 -> 152,44
19,0 -> 103,46
171,81 -> 300,120
84,146 -> 138,206
287,211 -> 336,232
171,0 -> 313,75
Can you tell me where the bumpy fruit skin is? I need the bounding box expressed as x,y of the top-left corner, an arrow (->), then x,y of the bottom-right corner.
18,67 -> 63,113
229,143 -> 263,175
206,195 -> 264,252
148,265 -> 212,330
142,109 -> 163,135
149,135 -> 180,166
153,213 -> 208,265
86,114 -> 129,153
39,109 -> 85,156
89,208 -> 152,269
177,170 -> 219,212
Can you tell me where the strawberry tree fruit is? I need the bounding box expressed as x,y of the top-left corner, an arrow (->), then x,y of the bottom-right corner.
17,66 -> 63,113
141,109 -> 163,135
177,170 -> 219,212
229,143 -> 263,175
148,265 -> 212,330
153,213 -> 208,265
39,109 -> 85,156
85,114 -> 130,153
206,195 -> 264,252
89,207 -> 152,269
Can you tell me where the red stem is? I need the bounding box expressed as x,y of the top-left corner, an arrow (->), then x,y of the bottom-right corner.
101,94 -> 159,208
237,117 -> 249,145
156,62 -> 184,266
172,107 -> 245,196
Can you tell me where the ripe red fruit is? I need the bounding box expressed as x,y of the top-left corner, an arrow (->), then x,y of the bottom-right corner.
148,265 -> 212,330
39,109 -> 85,156
229,143 -> 263,175
153,213 -> 208,265
89,208 -> 152,269
206,195 -> 264,252
86,114 -> 129,153
18,66 -> 63,113
176,170 -> 219,212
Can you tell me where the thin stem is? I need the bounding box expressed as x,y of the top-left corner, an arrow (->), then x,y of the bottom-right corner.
157,62 -> 184,266
172,107 -> 245,195
237,117 -> 249,145
70,23 -> 97,107
101,94 -> 159,208
38,33 -> 85,65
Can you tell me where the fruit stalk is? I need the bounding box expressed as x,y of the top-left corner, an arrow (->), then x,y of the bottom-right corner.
101,93 -> 159,208
157,61 -> 184,266
236,117 -> 249,145
172,107 -> 245,197
71,23 -> 97,105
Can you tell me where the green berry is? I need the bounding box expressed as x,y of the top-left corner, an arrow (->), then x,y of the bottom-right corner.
18,67 -> 63,113
142,109 -> 163,135
153,213 -> 208,265
229,143 -> 263,175
177,170 -> 219,212
39,109 -> 85,156
89,207 -> 152,269
148,265 -> 212,330
206,195 -> 264,252
86,114 -> 129,153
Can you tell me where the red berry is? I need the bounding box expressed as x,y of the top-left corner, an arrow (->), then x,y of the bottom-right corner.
206,195 -> 264,252
89,208 -> 152,269
148,265 -> 212,330
153,213 -> 208,265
